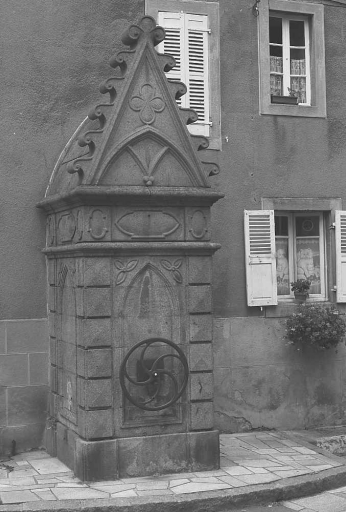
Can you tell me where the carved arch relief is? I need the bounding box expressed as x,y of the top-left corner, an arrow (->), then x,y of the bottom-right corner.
97,128 -> 206,187
120,263 -> 181,349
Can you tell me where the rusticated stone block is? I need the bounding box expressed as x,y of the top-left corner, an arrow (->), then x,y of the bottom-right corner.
78,409 -> 113,439
188,257 -> 211,284
188,286 -> 212,313
50,337 -> 57,365
190,314 -> 212,342
75,438 -> 118,481
190,372 -> 213,401
84,288 -> 111,318
48,259 -> 56,286
29,353 -> 49,385
50,365 -> 58,393
189,343 -> 213,371
58,341 -> 76,373
190,401 -> 214,430
0,354 -> 28,386
77,348 -> 112,378
7,319 -> 48,353
77,318 -> 112,347
82,258 -> 111,287
48,286 -> 56,312
77,378 -> 112,409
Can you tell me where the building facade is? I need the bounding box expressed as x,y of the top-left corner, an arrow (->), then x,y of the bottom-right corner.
1,0 -> 346,455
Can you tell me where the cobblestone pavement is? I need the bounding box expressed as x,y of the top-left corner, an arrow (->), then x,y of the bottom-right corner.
0,431 -> 344,505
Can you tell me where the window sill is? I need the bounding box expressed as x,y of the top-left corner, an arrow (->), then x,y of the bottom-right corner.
260,103 -> 326,118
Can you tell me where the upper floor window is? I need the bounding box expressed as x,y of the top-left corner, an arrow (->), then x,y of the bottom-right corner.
270,14 -> 310,105
145,0 -> 221,149
258,0 -> 326,117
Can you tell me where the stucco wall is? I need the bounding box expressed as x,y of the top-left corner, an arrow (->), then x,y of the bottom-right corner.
2,0 -> 346,450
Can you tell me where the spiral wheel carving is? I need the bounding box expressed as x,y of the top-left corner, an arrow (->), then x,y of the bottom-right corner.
119,338 -> 189,411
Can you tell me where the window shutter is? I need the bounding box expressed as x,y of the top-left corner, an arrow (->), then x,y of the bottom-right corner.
157,11 -> 210,137
244,210 -> 278,307
335,211 -> 346,302
186,14 -> 210,136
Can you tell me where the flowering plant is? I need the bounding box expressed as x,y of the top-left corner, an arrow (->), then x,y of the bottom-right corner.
290,279 -> 311,295
285,303 -> 346,351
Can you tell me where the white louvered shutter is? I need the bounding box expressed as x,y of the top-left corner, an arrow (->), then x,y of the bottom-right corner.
335,211 -> 346,302
244,210 -> 278,307
157,11 -> 210,137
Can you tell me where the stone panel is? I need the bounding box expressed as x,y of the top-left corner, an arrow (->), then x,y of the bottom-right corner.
77,378 -> 112,409
0,322 -> 6,354
77,318 -> 112,347
189,343 -> 213,372
84,288 -> 111,318
7,319 -> 48,353
83,258 -> 111,287
7,386 -> 48,426
190,372 -> 213,401
190,314 -> 212,342
190,401 -> 214,430
77,348 -> 112,378
29,353 -> 49,385
188,286 -> 212,313
188,257 -> 211,284
77,409 -> 113,439
0,354 -> 28,386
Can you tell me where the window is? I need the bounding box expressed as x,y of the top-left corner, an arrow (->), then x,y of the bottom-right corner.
275,212 -> 325,299
258,0 -> 326,117
145,0 -> 221,149
244,199 -> 346,307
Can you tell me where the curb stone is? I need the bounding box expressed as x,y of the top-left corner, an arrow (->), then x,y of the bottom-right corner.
1,465 -> 346,512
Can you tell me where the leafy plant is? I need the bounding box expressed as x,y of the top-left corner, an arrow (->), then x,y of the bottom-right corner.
285,303 -> 346,351
290,279 -> 311,294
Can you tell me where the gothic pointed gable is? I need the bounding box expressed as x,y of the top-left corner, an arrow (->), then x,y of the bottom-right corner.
45,16 -> 219,197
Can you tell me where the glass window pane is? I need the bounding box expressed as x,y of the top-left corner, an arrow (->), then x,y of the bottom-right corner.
276,239 -> 290,295
296,238 -> 321,294
275,216 -> 288,236
269,17 -> 282,44
290,49 -> 306,75
296,216 -> 319,237
271,75 -> 283,95
289,20 -> 305,46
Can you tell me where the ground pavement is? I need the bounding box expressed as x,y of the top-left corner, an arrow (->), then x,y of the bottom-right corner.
1,430 -> 346,511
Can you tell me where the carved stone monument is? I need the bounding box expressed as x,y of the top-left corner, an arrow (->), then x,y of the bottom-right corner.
38,16 -> 223,481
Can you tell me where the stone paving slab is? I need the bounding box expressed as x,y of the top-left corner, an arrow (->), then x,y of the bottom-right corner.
1,431 -> 346,511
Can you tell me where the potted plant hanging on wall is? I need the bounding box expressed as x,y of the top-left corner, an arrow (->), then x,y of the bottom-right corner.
290,279 -> 311,303
285,303 -> 346,352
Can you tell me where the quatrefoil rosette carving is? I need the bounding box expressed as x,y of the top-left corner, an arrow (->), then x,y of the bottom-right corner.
130,84 -> 165,125
161,259 -> 183,284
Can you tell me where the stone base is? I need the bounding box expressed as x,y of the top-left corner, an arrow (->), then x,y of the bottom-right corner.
47,424 -> 219,481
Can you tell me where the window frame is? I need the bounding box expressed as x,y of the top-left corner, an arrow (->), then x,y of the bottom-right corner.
275,210 -> 326,301
258,0 -> 326,118
145,0 -> 221,149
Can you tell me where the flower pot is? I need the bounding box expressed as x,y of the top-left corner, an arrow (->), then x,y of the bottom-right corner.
271,95 -> 298,105
294,292 -> 308,303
